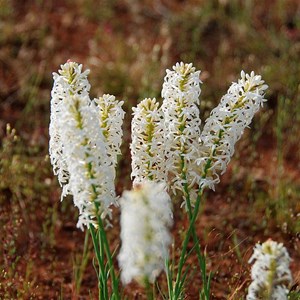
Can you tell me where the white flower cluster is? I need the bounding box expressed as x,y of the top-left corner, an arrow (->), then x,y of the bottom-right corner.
131,64 -> 268,204
197,71 -> 268,190
131,98 -> 167,186
49,61 -> 91,198
118,181 -> 173,284
49,61 -> 271,291
49,61 -> 124,229
247,240 -> 292,300
161,62 -> 202,200
94,94 -> 125,168
58,94 -> 116,229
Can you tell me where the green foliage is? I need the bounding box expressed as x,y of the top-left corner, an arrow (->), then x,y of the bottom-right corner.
72,230 -> 91,295
289,291 -> 300,300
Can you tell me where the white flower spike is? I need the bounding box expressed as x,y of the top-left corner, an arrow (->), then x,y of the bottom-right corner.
247,239 -> 292,300
57,93 -> 116,229
93,94 -> 125,169
118,181 -> 173,285
50,61 -> 118,229
131,98 -> 167,186
197,71 -> 268,191
49,61 -> 91,198
161,62 -> 202,202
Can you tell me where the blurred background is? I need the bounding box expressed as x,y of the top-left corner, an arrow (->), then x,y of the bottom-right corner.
0,0 -> 299,299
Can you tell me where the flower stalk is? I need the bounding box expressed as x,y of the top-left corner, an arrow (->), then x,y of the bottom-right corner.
50,61 -> 122,299
161,62 -> 210,299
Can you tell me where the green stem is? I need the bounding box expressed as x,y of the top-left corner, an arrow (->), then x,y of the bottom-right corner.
89,224 -> 109,300
75,230 -> 90,293
96,214 -> 120,300
183,185 -> 210,300
98,222 -> 106,294
173,190 -> 202,299
165,257 -> 174,300
144,276 -> 154,300
180,156 -> 210,299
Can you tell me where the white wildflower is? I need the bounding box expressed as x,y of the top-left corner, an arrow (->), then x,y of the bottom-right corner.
49,61 -> 91,198
161,62 -> 202,202
131,98 -> 167,186
93,94 -> 125,168
118,181 -> 173,285
197,71 -> 268,191
54,93 -> 116,229
247,240 -> 292,300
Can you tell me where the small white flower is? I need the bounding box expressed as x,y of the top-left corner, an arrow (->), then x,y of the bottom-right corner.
197,71 -> 268,191
247,240 -> 292,300
93,94 -> 125,168
118,181 -> 173,285
161,62 -> 202,202
131,98 -> 167,186
49,61 -> 91,198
